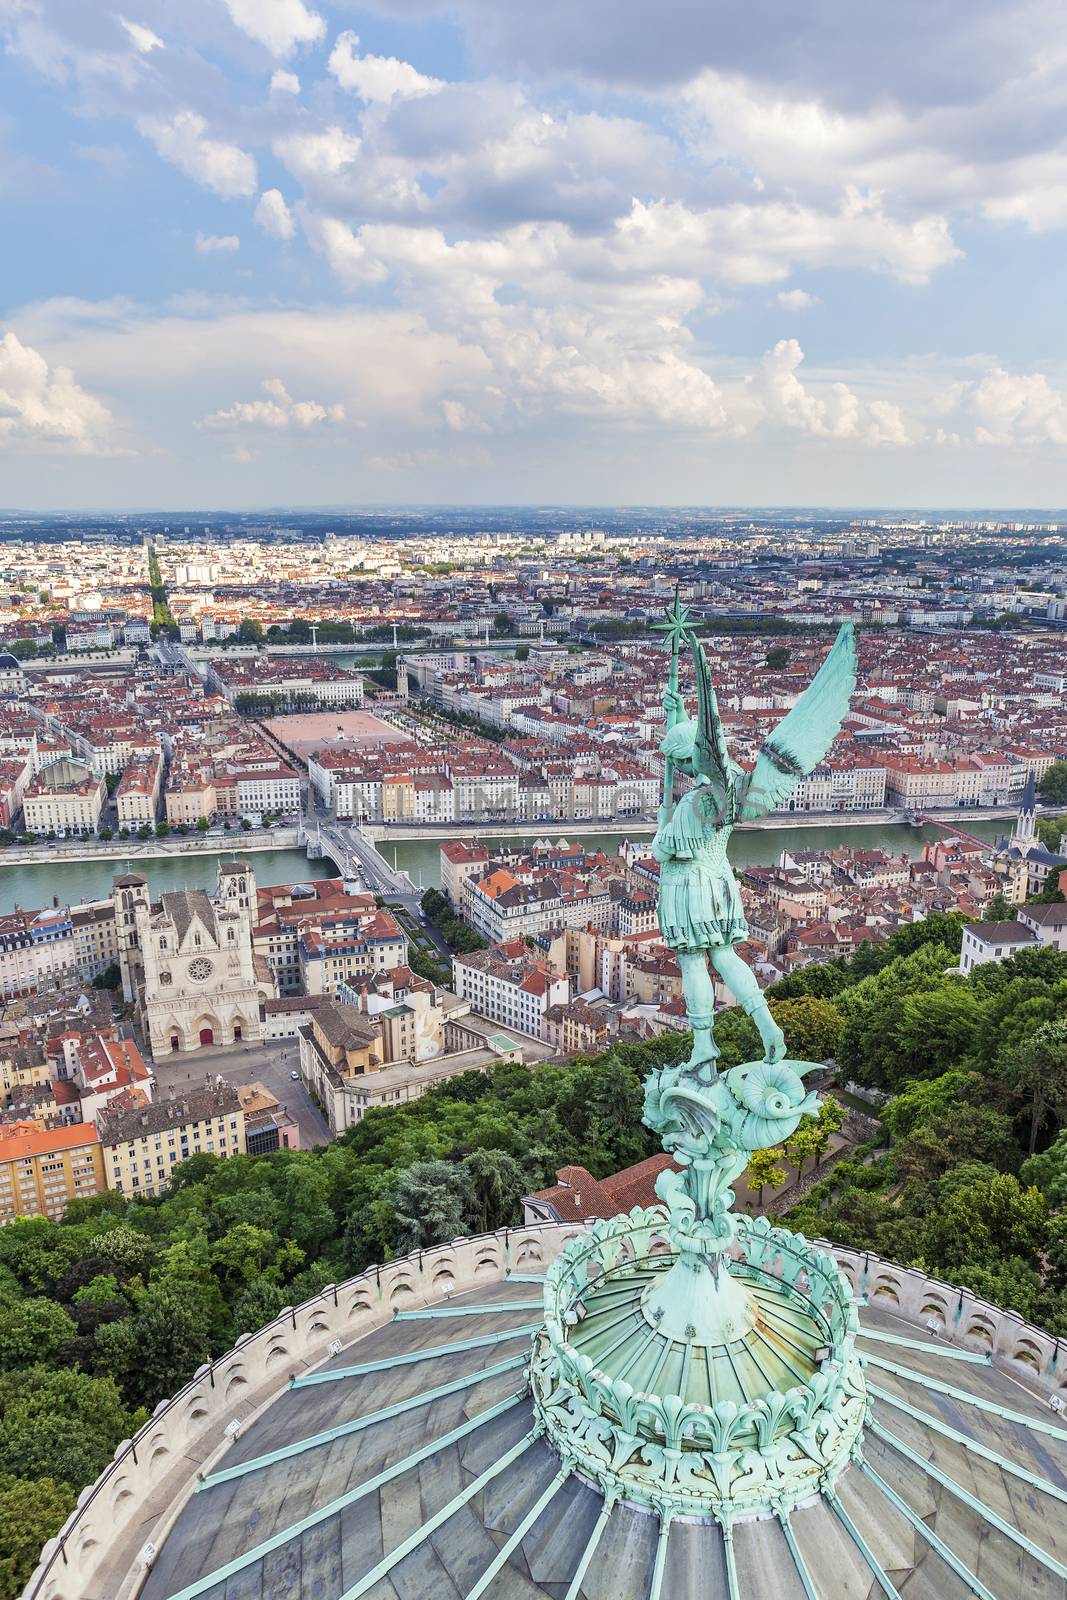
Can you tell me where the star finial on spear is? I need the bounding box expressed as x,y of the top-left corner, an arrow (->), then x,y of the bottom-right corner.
652,583 -> 693,653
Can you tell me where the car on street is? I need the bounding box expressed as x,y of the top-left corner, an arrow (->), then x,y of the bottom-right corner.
290,1070 -> 300,1080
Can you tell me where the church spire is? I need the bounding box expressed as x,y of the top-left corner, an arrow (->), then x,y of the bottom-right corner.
1013,770 -> 1038,848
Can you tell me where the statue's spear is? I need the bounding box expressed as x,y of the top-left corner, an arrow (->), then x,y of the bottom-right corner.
652,583 -> 693,820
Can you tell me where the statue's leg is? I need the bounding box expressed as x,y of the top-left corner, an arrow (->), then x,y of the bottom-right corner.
709,945 -> 786,1063
678,950 -> 718,1067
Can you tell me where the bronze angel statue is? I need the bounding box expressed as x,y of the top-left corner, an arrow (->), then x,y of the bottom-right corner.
652,607 -> 857,1070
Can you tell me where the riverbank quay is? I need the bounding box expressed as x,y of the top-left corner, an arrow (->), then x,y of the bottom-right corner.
0,825 -> 299,868
361,804 -> 1024,843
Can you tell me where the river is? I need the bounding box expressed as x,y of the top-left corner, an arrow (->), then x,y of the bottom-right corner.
372,817 -> 1005,891
0,817 -> 1005,913
0,848 -> 335,915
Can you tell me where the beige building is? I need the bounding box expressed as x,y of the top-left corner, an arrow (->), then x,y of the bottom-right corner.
298,1001 -> 383,1132
0,1120 -> 105,1223
440,840 -> 491,909
165,772 -> 216,825
114,862 -> 276,1056
0,1048 -> 53,1110
116,752 -> 162,827
98,1085 -> 246,1200
71,900 -> 120,980
22,756 -> 106,835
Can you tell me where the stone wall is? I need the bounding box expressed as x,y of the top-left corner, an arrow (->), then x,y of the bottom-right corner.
21,1227 -> 1067,1600
19,1222 -> 585,1600
820,1239 -> 1067,1389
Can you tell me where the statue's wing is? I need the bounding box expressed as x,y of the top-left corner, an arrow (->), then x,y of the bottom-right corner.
692,635 -> 731,786
739,623 -> 857,820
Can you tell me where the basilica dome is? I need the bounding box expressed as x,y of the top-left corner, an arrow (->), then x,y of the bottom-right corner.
22,1220 -> 1067,1600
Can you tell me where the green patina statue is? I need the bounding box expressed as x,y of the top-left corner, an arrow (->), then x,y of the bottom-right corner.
652,593 -> 857,1069
530,599 -> 868,1523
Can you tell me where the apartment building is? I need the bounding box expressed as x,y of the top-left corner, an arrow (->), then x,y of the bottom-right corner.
22,757 -> 106,835
115,751 -> 162,827
452,943 -> 568,1036
298,910 -> 407,997
98,1085 -> 247,1199
0,1121 -> 105,1224
234,765 -> 301,815
463,869 -> 611,944
440,840 -> 492,909
298,1000 -> 383,1132
0,907 -> 80,998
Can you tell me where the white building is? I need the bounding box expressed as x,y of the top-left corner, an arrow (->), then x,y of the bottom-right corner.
452,944 -> 568,1036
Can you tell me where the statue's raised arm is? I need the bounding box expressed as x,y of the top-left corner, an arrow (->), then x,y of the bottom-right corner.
738,622 -> 857,821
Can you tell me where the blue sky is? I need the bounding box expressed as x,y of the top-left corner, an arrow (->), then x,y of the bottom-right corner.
1,0 -> 1066,509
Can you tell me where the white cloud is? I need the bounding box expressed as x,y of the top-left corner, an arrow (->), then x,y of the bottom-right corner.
270,68 -> 300,95
195,232 -> 240,254
223,0 -> 324,57
947,367 -> 1067,445
746,339 -> 910,444
776,288 -> 820,310
254,188 -> 295,240
201,376 -> 345,430
0,329 -> 114,452
328,31 -> 442,104
273,126 -> 361,183
140,112 -> 256,198
441,399 -> 489,432
118,17 -> 163,54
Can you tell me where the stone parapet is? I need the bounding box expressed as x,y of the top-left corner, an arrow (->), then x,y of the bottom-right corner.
20,1227 -> 1067,1600
19,1222 -> 583,1600
820,1240 -> 1067,1392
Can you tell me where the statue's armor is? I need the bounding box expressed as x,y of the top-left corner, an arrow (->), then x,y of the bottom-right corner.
652,788 -> 748,952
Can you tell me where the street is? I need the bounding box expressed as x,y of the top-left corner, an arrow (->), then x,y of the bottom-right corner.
148,1035 -> 332,1148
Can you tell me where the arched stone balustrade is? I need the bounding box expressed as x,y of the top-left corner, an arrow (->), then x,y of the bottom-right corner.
21,1227 -> 1067,1600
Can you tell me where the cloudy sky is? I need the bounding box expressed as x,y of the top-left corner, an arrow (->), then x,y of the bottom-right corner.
1,0 -> 1067,509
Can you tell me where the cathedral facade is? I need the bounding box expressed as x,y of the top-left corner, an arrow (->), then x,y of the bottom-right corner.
113,862 -> 276,1058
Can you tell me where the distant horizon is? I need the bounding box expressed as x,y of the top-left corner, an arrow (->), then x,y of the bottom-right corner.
1,502 -> 1066,522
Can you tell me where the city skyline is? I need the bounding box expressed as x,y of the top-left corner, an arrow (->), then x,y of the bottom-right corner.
2,1 -> 1067,507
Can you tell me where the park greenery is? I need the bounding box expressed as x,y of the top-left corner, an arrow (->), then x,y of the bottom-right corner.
1039,760 -> 1067,805
4,907 -> 1067,1585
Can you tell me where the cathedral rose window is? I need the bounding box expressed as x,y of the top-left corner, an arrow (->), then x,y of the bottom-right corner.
188,957 -> 215,982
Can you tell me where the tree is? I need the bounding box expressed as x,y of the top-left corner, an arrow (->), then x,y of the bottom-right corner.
386,1161 -> 475,1254
996,1020 -> 1067,1155
785,1120 -> 822,1178
983,891 -> 1015,922
196,816 -> 210,833
0,1367 -> 143,1486
746,1147 -> 787,1207
94,1287 -> 212,1407
1022,1130 -> 1067,1207
769,996 -> 843,1062
811,1097 -> 845,1168
238,618 -> 265,646
493,610 -> 513,635
1037,816 -> 1065,852
0,1300 -> 76,1368
514,644 -> 530,662
0,1475 -> 75,1597
765,645 -> 791,669
926,1172 -> 1048,1273
462,1149 -> 531,1234
1038,761 -> 1067,805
